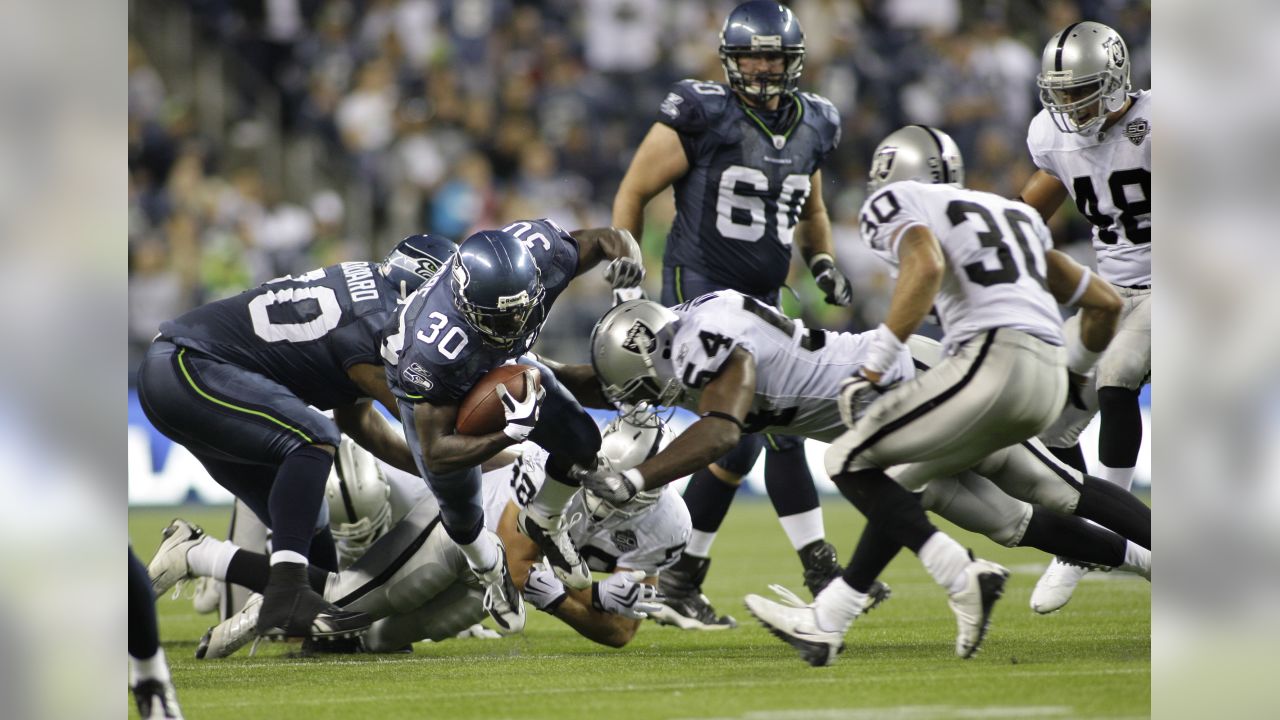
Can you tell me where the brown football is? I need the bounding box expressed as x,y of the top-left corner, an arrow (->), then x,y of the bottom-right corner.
455,364 -> 541,436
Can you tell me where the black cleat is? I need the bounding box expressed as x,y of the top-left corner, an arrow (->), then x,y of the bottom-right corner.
256,563 -> 371,641
653,555 -> 737,630
799,540 -> 843,597
131,678 -> 184,719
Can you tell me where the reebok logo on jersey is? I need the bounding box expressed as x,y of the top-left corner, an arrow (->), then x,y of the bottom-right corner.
1124,118 -> 1150,146
622,321 -> 657,355
611,529 -> 638,553
660,92 -> 683,118
402,363 -> 434,390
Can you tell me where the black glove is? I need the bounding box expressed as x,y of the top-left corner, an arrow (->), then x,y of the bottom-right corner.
810,253 -> 853,307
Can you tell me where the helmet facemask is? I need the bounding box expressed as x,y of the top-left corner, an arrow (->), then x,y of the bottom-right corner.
720,47 -> 804,100
582,408 -> 672,525
451,260 -> 546,348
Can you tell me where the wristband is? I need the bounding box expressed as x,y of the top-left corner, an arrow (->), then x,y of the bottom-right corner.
700,410 -> 745,431
1065,271 -> 1093,307
808,252 -> 835,274
590,581 -> 605,612
1066,325 -> 1102,375
542,591 -> 569,614
623,467 -> 646,493
863,323 -> 907,377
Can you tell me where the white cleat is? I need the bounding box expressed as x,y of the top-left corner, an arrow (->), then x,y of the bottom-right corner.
516,507 -> 591,590
949,558 -> 1010,659
475,533 -> 526,635
196,593 -> 262,660
147,519 -> 206,598
1030,557 -> 1090,614
744,592 -> 845,667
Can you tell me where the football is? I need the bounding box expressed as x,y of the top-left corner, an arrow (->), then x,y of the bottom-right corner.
455,364 -> 541,436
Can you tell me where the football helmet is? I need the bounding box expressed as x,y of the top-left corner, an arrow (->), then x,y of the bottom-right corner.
866,125 -> 965,193
380,233 -> 456,298
589,299 -> 684,411
582,408 -> 674,524
719,1 -> 805,99
325,438 -> 392,569
451,229 -> 546,348
1036,21 -> 1132,135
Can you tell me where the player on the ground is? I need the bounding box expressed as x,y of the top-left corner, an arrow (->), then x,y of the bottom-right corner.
610,0 -> 851,628
139,234 -> 456,643
153,413 -> 678,657
130,546 -> 183,719
378,219 -> 644,635
1017,21 -> 1152,613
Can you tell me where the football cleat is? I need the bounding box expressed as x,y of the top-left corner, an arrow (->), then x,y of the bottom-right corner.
799,540 -> 844,597
475,534 -> 526,634
744,592 -> 845,667
131,678 -> 184,719
196,593 -> 262,660
255,563 -> 371,641
1030,557 -> 1091,614
191,577 -> 222,615
148,519 -> 205,598
949,558 -> 1010,659
516,507 -> 591,590
654,555 -> 737,630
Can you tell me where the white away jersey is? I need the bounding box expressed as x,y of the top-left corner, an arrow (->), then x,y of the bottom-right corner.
666,291 -> 914,443
1027,90 -> 1151,287
381,453 -> 511,532
500,444 -> 690,577
858,181 -> 1064,354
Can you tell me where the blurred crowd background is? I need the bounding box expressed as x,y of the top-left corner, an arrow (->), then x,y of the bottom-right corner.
128,0 -> 1151,374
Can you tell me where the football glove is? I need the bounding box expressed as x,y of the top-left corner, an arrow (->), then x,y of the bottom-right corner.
810,253 -> 853,307
575,462 -> 643,506
523,562 -> 569,613
592,570 -> 665,620
838,372 -> 893,428
604,257 -> 645,289
496,369 -> 545,441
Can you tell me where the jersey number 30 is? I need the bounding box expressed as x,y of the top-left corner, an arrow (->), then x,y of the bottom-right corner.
716,166 -> 811,245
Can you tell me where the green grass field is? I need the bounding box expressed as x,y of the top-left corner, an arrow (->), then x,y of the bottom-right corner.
130,498 -> 1149,720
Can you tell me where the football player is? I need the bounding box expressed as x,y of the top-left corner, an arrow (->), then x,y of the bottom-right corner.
574,125 -> 1141,664
153,413 -> 679,657
139,234 -> 457,643
611,0 -> 851,629
379,219 -> 644,635
1017,21 -> 1152,613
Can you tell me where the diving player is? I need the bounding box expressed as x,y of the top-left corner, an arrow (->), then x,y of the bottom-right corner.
140,234 -> 457,642
611,0 -> 851,628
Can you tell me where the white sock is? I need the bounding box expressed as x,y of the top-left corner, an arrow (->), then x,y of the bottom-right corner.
686,530 -> 717,559
813,577 -> 866,633
1122,541 -> 1150,580
777,508 -> 826,551
270,550 -> 308,566
1099,465 -> 1136,491
185,538 -> 240,581
459,532 -> 500,573
129,647 -> 171,684
917,532 -> 971,595
528,476 -> 577,520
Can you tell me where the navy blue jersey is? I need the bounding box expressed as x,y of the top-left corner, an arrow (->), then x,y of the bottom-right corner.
159,262 -> 398,410
657,80 -> 841,297
383,218 -> 580,405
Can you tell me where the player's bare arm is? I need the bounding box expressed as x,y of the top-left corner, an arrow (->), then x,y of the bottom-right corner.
1017,169 -> 1070,223
413,400 -> 517,475
1045,249 -> 1123,353
632,348 -> 756,489
794,170 -> 835,263
338,362 -> 418,474
863,226 -> 945,384
529,357 -> 613,410
611,123 -> 690,238
570,227 -> 645,287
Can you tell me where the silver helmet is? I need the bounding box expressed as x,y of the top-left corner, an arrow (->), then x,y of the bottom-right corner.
866,125 -> 965,193
1036,21 -> 1132,136
582,408 -> 674,523
589,299 -> 684,412
325,438 -> 392,569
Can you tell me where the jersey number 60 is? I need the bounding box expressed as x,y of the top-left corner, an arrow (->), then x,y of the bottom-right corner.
716,166 -> 811,246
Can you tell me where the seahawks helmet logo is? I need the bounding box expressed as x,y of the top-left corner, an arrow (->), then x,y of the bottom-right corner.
622,320 -> 657,355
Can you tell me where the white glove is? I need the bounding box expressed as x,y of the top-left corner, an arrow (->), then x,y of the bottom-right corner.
495,368 -> 545,441
575,463 -> 643,505
454,623 -> 502,640
810,253 -> 853,307
592,570 -> 664,619
838,372 -> 891,428
604,257 -> 645,288
523,562 -> 569,613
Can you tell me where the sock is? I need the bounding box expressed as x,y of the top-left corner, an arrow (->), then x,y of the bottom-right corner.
268,445 -> 334,556
227,550 -> 328,594
1046,443 -> 1088,474
686,529 -> 716,559
528,475 -> 578,520
1076,476 -> 1151,548
813,577 -> 866,633
1020,507 -> 1125,567
459,532 -> 500,573
683,468 -> 739,538
1122,541 -> 1151,580
129,647 -> 171,685
841,521 -> 903,593
128,547 -> 160,660
1099,465 -> 1136,492
271,550 -> 308,566
186,537 -> 240,581
917,532 -> 971,595
777,508 -> 826,552
309,526 -> 339,573
832,469 -> 936,552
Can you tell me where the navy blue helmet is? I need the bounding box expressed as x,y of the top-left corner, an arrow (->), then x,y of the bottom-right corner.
450,230 -> 546,348
719,1 -> 805,99
380,234 -> 457,297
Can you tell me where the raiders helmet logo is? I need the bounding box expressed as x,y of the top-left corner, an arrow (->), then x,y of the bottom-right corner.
402,363 -> 434,390
1124,118 -> 1150,145
870,147 -> 897,183
622,320 -> 657,355
611,529 -> 639,552
1104,36 -> 1127,69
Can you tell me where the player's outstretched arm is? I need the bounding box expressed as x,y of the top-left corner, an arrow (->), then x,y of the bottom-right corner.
526,356 -> 612,410
571,227 -> 645,287
333,400 -> 418,476
612,123 -> 689,241
1046,249 -> 1123,358
884,226 -> 945,339
413,401 -> 518,475
1017,169 -> 1070,224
